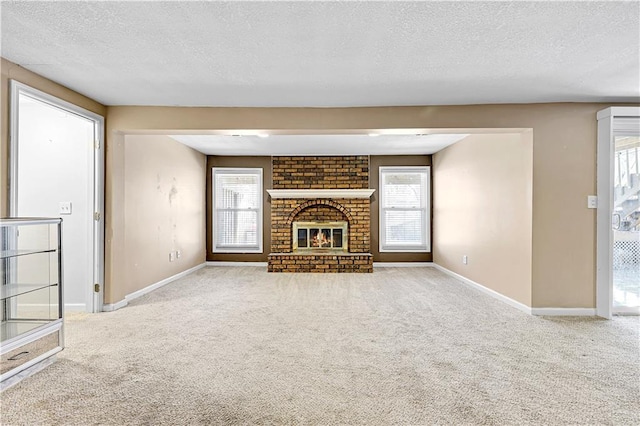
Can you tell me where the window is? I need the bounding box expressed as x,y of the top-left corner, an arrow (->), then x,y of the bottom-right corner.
379,166 -> 430,252
212,168 -> 262,253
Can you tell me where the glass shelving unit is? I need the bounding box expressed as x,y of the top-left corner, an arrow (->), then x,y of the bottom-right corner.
1,218 -> 64,385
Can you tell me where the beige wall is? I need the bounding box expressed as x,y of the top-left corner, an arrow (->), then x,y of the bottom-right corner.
116,135 -> 206,303
433,133 -> 533,306
0,58 -> 106,217
105,103 -> 631,309
3,58 -> 636,310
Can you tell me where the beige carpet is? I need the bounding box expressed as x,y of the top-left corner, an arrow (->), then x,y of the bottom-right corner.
1,266 -> 638,425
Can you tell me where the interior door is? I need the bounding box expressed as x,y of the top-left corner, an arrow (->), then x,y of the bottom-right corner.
9,81 -> 104,313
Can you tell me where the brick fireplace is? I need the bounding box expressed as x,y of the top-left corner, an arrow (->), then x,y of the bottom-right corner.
267,156 -> 374,272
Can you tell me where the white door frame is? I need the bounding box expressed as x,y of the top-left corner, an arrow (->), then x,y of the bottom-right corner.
9,80 -> 105,313
596,106 -> 640,318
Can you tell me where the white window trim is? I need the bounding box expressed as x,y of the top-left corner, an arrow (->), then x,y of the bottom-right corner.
212,167 -> 263,253
596,107 -> 640,318
379,166 -> 431,253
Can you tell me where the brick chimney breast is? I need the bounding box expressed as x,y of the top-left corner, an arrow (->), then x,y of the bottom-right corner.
268,156 -> 373,272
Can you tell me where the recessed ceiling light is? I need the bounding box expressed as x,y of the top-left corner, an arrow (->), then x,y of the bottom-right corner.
368,133 -> 380,137
257,133 -> 269,138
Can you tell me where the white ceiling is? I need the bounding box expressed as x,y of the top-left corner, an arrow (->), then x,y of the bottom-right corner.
2,1 -> 639,107
169,134 -> 470,156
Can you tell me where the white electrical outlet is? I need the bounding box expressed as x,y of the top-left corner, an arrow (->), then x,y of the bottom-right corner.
169,252 -> 175,262
59,201 -> 72,215
587,195 -> 598,209
462,255 -> 468,265
176,250 -> 181,259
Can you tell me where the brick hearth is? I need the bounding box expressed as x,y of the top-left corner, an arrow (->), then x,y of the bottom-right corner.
267,253 -> 373,273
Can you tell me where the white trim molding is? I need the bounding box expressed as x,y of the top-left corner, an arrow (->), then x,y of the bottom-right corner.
206,261 -> 268,267
531,308 -> 597,316
596,106 -> 640,319
267,189 -> 375,199
10,80 -> 106,314
64,303 -> 88,312
596,106 -> 640,120
212,167 -> 263,254
379,166 -> 431,253
433,264 -> 599,316
102,299 -> 128,312
432,264 -> 533,314
373,262 -> 434,268
102,263 -> 206,312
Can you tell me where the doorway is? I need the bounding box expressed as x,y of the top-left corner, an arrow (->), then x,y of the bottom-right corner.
9,81 -> 104,313
597,107 -> 640,318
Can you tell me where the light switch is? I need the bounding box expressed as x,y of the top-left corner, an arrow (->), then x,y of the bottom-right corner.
587,195 -> 598,209
59,201 -> 72,215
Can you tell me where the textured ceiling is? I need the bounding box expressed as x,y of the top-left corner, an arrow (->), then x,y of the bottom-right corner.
2,1 -> 639,107
169,134 -> 470,156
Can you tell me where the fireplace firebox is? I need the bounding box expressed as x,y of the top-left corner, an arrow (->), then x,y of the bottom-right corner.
292,221 -> 348,252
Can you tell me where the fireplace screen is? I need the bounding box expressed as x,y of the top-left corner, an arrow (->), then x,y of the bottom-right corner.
293,221 -> 348,252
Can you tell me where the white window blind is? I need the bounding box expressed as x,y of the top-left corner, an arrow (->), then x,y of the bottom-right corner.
212,168 -> 262,253
379,166 -> 430,252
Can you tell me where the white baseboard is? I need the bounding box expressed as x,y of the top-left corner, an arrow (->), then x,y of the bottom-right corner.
102,299 -> 128,312
206,261 -> 268,267
64,303 -> 87,312
531,308 -> 597,316
432,264 -> 599,317
102,263 -> 206,312
373,262 -> 434,268
432,264 -> 533,315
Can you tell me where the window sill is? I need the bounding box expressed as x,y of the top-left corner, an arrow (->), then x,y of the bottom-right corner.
379,248 -> 431,253
212,249 -> 263,254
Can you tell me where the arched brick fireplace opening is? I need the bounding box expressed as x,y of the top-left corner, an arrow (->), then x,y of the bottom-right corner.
288,201 -> 351,252
287,200 -> 354,226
